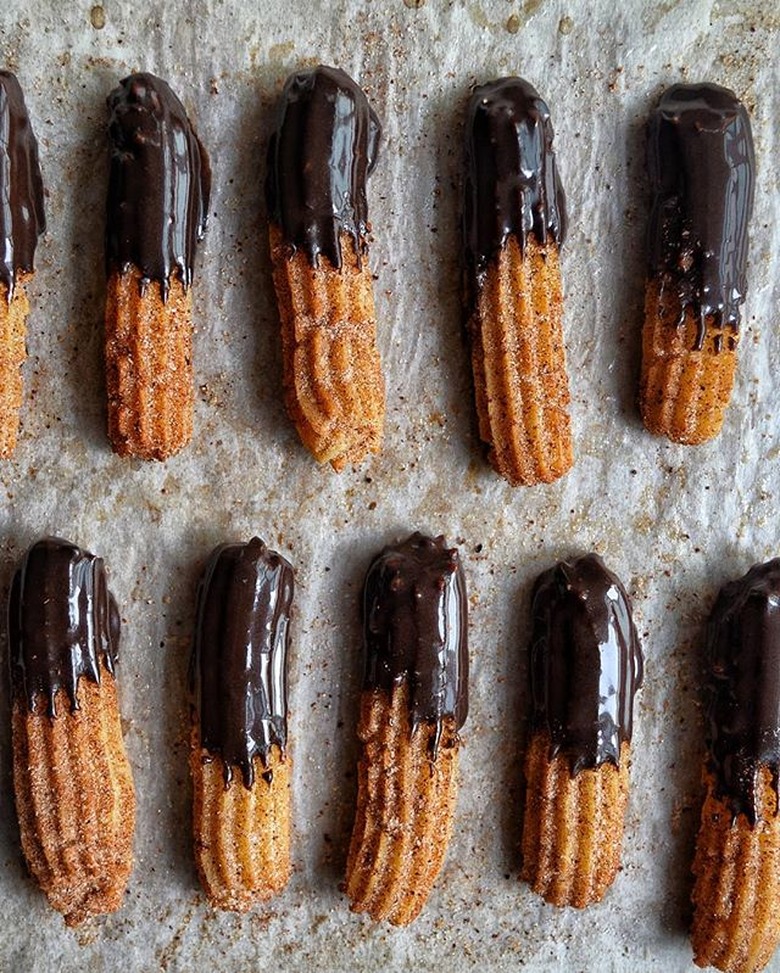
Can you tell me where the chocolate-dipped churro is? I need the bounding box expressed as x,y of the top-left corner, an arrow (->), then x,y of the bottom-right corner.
105,73 -> 210,460
0,72 -> 45,458
521,553 -> 643,907
345,532 -> 468,925
8,537 -> 135,925
691,559 -> 780,973
641,83 -> 755,444
464,78 -> 572,486
266,65 -> 385,470
190,538 -> 294,911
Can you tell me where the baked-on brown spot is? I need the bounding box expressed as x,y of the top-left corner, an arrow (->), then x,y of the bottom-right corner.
691,768 -> 780,973
468,234 -> 573,486
269,223 -> 385,471
521,732 -> 630,907
190,728 -> 292,912
0,274 -> 32,458
344,683 -> 460,925
640,278 -> 739,444
104,266 -> 194,460
11,679 -> 135,926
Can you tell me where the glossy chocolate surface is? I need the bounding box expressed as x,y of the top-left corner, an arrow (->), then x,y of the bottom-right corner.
266,64 -> 381,269
363,533 -> 468,750
530,553 -> 643,774
192,538 -> 294,789
8,537 -> 120,717
106,72 -> 210,300
647,82 -> 755,346
0,71 -> 45,299
464,77 -> 567,276
706,559 -> 780,824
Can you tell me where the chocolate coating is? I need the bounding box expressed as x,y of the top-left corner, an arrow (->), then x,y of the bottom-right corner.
647,82 -> 755,347
362,533 -> 468,752
530,553 -> 643,774
705,559 -> 780,825
0,71 -> 45,299
106,72 -> 210,301
464,77 -> 567,276
192,538 -> 294,789
266,64 -> 381,270
8,537 -> 120,718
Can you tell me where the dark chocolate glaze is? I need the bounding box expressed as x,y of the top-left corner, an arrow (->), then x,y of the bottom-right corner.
647,82 -> 755,348
529,553 -> 643,775
0,71 -> 45,300
192,538 -> 294,789
464,77 -> 567,277
266,65 -> 381,270
705,559 -> 780,825
8,537 -> 120,717
106,72 -> 210,301
362,532 -> 468,754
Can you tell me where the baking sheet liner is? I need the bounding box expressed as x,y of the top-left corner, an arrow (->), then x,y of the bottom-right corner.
0,0 -> 778,970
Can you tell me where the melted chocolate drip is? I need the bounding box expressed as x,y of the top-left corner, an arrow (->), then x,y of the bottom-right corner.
647,82 -> 755,348
362,533 -> 468,753
192,538 -> 294,790
0,71 -> 45,300
529,553 -> 643,775
106,72 -> 211,301
266,65 -> 381,269
8,537 -> 120,717
464,77 -> 567,276
705,559 -> 780,825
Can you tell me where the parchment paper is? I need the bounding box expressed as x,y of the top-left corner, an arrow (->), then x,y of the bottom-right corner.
0,1 -> 778,970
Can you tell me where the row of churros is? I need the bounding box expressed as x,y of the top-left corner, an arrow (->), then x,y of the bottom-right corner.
7,533 -> 780,972
0,66 -> 756,476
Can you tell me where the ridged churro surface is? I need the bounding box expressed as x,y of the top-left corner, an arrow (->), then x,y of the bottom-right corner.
0,278 -> 31,457
521,733 -> 630,908
640,279 -> 739,444
344,685 -> 460,926
104,267 -> 194,460
269,224 -> 385,470
12,680 -> 135,926
691,769 -> 780,973
468,234 -> 572,485
190,734 -> 292,912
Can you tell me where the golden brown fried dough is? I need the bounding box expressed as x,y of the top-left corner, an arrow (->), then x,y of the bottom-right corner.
0,275 -> 31,458
344,684 -> 460,926
190,730 -> 292,912
521,732 -> 630,908
12,680 -> 135,926
691,769 -> 780,973
640,280 -> 739,445
104,267 -> 194,461
468,234 -> 572,485
269,224 -> 385,471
